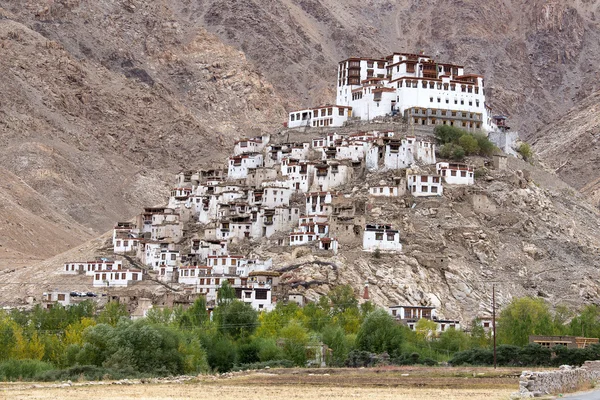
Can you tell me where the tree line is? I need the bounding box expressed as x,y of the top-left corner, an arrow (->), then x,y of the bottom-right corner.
1,286 -> 599,381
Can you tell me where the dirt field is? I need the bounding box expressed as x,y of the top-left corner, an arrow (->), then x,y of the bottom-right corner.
0,367 -> 522,400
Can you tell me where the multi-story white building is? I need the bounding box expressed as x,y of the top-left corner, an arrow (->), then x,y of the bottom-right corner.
228,153 -> 263,179
406,172 -> 443,197
436,162 -> 475,185
305,192 -> 336,216
336,53 -> 496,132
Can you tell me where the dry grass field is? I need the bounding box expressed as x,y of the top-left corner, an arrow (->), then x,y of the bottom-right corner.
0,367 -> 522,400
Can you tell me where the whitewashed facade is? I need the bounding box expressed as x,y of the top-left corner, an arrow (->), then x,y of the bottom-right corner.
336,53 -> 497,132
362,224 -> 402,252
436,162 -> 475,185
288,105 -> 352,128
407,172 -> 443,197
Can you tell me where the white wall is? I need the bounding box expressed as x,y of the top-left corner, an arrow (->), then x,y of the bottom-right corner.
407,174 -> 444,197
436,162 -> 474,185
363,229 -> 402,252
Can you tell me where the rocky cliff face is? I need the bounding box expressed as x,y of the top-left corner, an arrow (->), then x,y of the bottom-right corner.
0,2 -> 285,261
254,156 -> 600,321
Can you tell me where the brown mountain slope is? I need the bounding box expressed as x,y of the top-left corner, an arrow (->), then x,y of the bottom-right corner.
0,167 -> 92,262
531,89 -> 600,207
173,0 -> 600,136
0,4 -> 286,260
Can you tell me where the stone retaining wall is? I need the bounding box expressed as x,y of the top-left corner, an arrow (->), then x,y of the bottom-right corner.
515,361 -> 600,398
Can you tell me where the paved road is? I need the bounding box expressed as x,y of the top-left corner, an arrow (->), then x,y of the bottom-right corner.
561,389 -> 600,399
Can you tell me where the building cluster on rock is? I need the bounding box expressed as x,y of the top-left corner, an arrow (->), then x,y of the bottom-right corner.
54,52 -> 510,324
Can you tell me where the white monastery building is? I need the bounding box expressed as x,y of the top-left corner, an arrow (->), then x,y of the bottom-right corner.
335,53 -> 497,132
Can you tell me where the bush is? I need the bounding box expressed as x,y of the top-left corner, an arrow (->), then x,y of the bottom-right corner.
34,365 -> 144,382
518,143 -> 533,161
345,350 -> 375,368
458,135 -> 480,155
473,133 -> 496,156
452,145 -> 466,160
0,359 -> 55,381
231,359 -> 294,372
204,335 -> 237,373
449,348 -> 493,366
238,341 -> 261,365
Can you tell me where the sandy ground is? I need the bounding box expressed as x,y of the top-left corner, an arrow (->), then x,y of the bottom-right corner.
0,367 -> 521,400
0,383 -> 516,400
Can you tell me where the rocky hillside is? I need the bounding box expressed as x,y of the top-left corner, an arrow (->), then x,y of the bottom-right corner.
260,156 -> 600,321
4,151 -> 599,321
0,3 -> 285,262
531,88 -> 600,208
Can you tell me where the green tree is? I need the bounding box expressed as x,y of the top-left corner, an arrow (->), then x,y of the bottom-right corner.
204,334 -> 237,372
415,318 -> 438,340
217,281 -> 236,305
214,300 -> 258,340
568,305 -> 600,338
98,301 -> 129,326
469,318 -> 491,348
452,145 -> 466,160
322,325 -> 354,366
279,320 -> 309,366
299,301 -> 330,333
328,285 -> 358,315
179,297 -> 208,329
472,132 -> 496,156
496,297 -> 555,346
434,125 -> 464,144
458,134 -> 480,155
355,309 -> 403,356
435,328 -> 470,353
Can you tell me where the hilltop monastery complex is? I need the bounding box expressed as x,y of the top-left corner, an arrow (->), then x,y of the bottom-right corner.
52,52 -> 513,332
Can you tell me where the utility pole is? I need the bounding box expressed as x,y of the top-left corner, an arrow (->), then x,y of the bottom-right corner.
493,283 -> 497,369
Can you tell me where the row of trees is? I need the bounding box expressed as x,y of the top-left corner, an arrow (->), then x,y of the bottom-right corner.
0,287 -> 599,380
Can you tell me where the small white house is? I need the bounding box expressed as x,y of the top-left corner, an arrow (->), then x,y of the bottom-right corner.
305,191 -> 336,215
113,237 -> 141,253
233,137 -> 266,156
42,291 -> 71,308
93,269 -> 143,288
369,186 -> 400,197
236,286 -> 274,311
319,237 -> 339,254
362,224 -> 402,252
436,162 -> 474,185
228,153 -> 263,179
288,105 -> 352,129
406,172 -> 443,197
